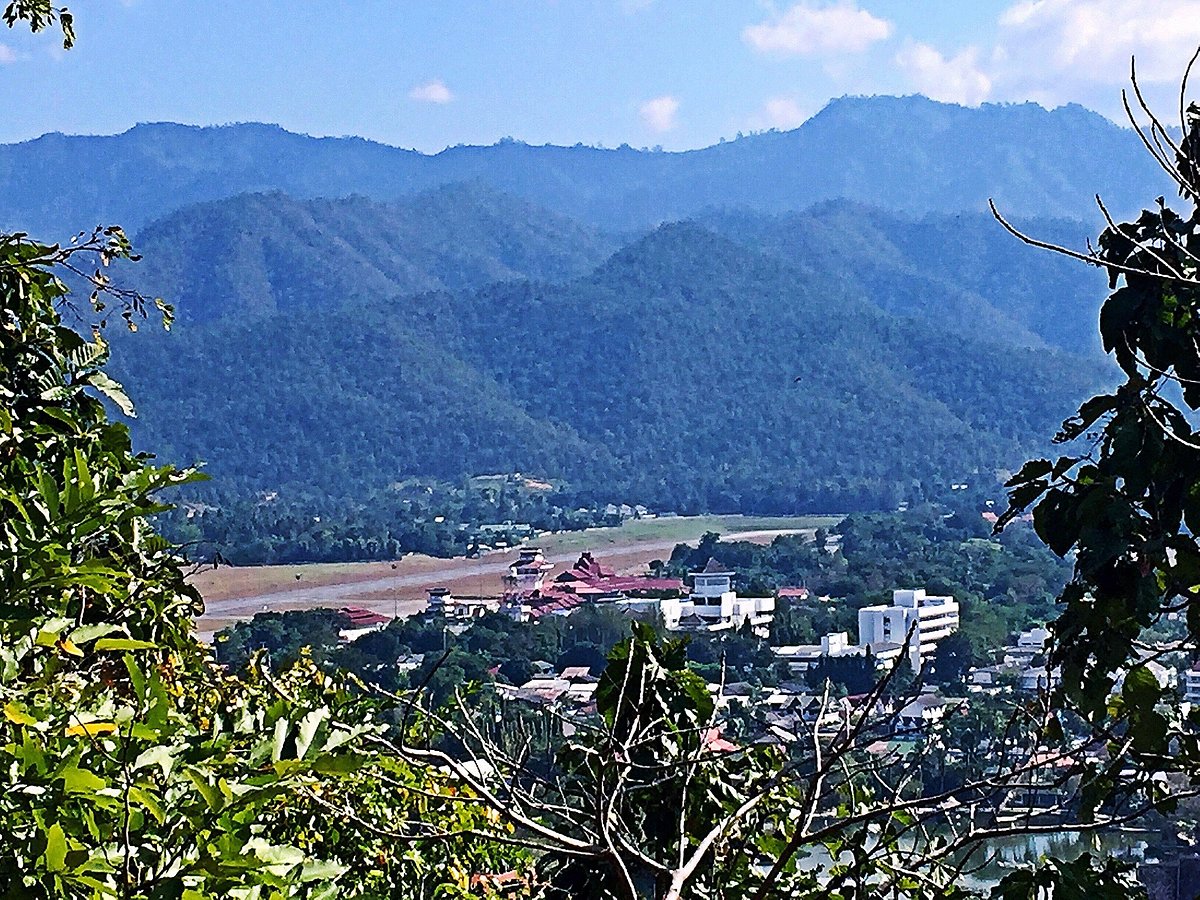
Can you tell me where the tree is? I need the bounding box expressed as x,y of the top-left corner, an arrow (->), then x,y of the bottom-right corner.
995,55 -> 1200,797
929,632 -> 977,686
369,620 -> 1161,900
215,607 -> 349,670
972,58 -> 1200,900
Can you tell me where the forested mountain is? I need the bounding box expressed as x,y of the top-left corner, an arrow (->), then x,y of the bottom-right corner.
107,198 -> 1108,515
123,184 -> 616,323
117,183 -> 1104,350
702,205 -> 1105,354
1,96 -> 1169,236
24,93 -> 1137,538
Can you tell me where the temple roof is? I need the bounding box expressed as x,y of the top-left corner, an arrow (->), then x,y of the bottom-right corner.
696,557 -> 732,575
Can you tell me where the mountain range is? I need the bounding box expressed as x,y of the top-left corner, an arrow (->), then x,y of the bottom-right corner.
11,94 -> 1156,526
1,95 -> 1169,237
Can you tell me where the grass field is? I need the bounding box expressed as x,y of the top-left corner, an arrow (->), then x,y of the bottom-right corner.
189,514 -> 842,604
526,514 -> 842,555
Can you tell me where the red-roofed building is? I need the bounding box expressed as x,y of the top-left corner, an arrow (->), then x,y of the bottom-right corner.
703,728 -> 739,754
506,551 -> 685,622
338,606 -> 392,642
552,551 -> 684,597
777,586 -> 810,600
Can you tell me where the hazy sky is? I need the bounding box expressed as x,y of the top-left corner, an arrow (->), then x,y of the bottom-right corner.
2,1 -> 1200,151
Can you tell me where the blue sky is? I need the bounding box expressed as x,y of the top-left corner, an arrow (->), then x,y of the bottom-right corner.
2,1 -> 1199,151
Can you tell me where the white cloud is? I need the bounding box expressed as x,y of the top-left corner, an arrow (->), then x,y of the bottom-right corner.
994,0 -> 1200,85
640,94 -> 679,132
408,79 -> 454,104
0,44 -> 15,64
882,1 -> 1200,117
758,96 -> 815,130
895,42 -> 992,105
743,2 -> 893,57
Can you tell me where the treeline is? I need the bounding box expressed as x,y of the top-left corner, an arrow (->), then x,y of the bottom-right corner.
156,475 -> 620,565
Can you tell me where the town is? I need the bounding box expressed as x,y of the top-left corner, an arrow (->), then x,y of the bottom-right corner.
334,541 -> 1111,729
208,506 -> 1200,892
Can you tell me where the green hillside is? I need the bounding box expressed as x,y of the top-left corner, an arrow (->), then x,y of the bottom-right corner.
124,184 -> 616,323
107,194 -> 1107,524
702,204 -> 1104,354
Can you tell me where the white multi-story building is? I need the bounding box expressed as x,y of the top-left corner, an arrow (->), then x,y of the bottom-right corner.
503,547 -> 553,595
659,559 -> 774,635
857,589 -> 960,672
1180,663 -> 1200,705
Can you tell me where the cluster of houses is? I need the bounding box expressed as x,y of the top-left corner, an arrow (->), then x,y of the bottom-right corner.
970,625 -> 1190,704
347,545 -> 1197,735
323,546 -> 1200,897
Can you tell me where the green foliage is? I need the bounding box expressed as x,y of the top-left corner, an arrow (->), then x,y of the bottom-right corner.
215,608 -> 350,671
928,631 -> 979,686
991,853 -> 1145,900
549,622 -> 772,898
806,653 -> 878,695
157,476 -> 617,566
999,103 -> 1200,761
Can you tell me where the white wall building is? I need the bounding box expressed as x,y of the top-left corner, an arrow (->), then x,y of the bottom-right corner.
658,559 -> 774,635
503,547 -> 553,595
1004,626 -> 1050,668
857,589 -> 960,672
1182,663 -> 1200,705
775,632 -> 856,674
775,631 -> 903,676
427,588 -> 501,627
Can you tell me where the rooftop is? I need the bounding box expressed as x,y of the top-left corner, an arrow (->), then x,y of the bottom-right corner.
340,606 -> 391,628
697,557 -> 732,575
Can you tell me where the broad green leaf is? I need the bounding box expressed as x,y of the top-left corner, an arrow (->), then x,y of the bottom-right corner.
68,623 -> 119,644
3,701 -> 38,726
43,823 -> 67,871
60,766 -> 106,794
294,708 -> 328,760
93,637 -> 156,652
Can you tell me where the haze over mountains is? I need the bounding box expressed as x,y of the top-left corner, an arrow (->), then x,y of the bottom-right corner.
10,94 -> 1161,517
0,96 -> 1168,237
